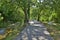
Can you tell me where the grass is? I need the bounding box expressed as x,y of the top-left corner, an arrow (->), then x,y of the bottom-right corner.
0,22 -> 25,40
5,22 -> 25,40
0,21 -> 11,28
44,23 -> 60,40
4,29 -> 19,40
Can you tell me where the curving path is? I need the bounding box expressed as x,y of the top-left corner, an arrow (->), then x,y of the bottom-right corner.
14,20 -> 54,40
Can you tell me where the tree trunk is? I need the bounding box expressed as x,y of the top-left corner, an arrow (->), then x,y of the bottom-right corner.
27,0 -> 30,21
24,8 -> 28,24
27,6 -> 30,21
37,14 -> 40,21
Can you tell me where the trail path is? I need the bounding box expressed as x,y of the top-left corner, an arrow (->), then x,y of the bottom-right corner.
14,20 -> 54,40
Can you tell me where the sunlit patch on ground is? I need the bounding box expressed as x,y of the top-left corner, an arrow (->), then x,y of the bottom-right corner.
38,36 -> 48,40
0,28 -> 12,40
43,31 -> 50,35
0,33 -> 7,39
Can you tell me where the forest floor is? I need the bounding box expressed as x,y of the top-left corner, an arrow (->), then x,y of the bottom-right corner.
0,22 -> 25,40
44,23 -> 60,40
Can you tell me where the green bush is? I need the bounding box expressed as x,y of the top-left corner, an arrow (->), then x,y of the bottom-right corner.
0,22 -> 11,28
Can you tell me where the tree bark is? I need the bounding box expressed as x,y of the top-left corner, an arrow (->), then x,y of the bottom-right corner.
37,14 -> 40,21
27,0 -> 30,21
24,8 -> 28,23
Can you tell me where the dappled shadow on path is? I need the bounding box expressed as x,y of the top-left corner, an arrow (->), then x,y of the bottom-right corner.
14,24 -> 53,40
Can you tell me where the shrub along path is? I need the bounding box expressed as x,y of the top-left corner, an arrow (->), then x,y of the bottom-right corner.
14,20 -> 54,40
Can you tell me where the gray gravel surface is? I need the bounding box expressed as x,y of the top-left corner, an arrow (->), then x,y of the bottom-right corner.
14,21 -> 54,40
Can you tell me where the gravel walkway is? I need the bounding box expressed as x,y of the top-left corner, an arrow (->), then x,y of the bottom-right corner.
14,21 -> 54,40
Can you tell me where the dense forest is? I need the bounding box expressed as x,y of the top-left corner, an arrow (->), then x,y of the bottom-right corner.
0,0 -> 60,40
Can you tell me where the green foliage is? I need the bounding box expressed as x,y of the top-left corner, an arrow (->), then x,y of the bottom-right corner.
0,0 -> 24,28
30,0 -> 60,23
0,13 -> 3,21
1,0 -> 23,19
0,0 -> 60,40
0,0 -> 60,28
